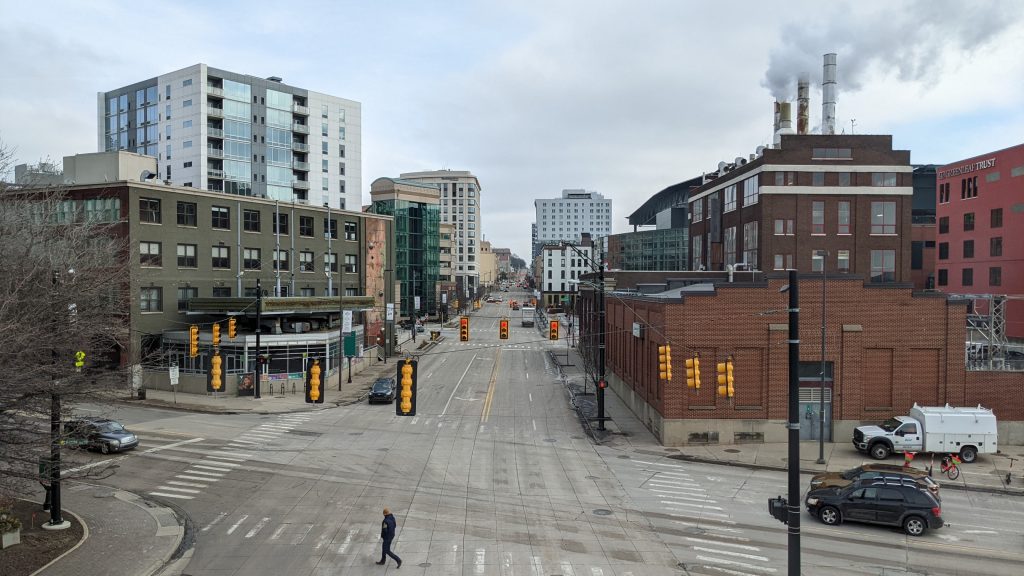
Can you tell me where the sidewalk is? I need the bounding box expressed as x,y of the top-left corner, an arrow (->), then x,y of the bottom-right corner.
36,484 -> 182,576
552,347 -> 1024,497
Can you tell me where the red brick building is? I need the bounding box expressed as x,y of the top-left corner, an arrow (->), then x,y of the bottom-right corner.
935,143 -> 1024,340
689,134 -> 912,283
576,271 -> 1024,446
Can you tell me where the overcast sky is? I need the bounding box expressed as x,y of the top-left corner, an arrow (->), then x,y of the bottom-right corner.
2,0 -> 1022,260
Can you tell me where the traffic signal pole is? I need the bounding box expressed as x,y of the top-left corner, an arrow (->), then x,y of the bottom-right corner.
596,256 -> 606,431
786,269 -> 801,574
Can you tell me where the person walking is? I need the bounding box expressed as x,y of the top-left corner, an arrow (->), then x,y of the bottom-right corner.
376,507 -> 402,568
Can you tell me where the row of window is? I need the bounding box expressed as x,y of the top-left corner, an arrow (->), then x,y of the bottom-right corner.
937,267 -> 1002,287
140,283 -> 351,313
937,208 -> 1002,234
769,250 -> 895,283
938,176 -> 982,204
139,241 -> 358,272
140,198 -> 358,239
937,237 -> 1002,260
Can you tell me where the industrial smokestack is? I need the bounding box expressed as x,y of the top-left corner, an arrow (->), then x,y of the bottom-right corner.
797,75 -> 810,135
773,100 -> 782,147
822,53 -> 837,135
774,102 -> 795,147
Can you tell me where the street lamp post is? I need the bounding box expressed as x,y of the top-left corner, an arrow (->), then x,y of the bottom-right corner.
816,250 -> 827,465
785,269 -> 802,575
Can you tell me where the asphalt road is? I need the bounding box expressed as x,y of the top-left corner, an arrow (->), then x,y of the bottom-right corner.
69,294 -> 1024,575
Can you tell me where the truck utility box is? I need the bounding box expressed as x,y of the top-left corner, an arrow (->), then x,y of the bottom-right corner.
853,403 -> 997,463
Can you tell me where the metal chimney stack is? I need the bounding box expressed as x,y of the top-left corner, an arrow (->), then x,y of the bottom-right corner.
773,100 -> 782,147
822,53 -> 837,135
797,75 -> 810,135
775,102 -> 795,147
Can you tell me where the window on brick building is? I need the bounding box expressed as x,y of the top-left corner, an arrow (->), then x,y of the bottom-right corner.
812,172 -> 825,186
962,268 -> 973,287
811,250 -> 824,272
723,226 -> 737,266
870,250 -> 895,283
938,242 -> 948,260
963,212 -> 975,231
773,253 -> 793,270
774,219 -> 794,235
837,250 -> 850,272
963,239 -> 974,259
871,201 -> 896,234
812,201 -> 825,234
990,267 -> 1002,286
774,171 -> 796,186
838,172 -> 852,186
991,208 -> 1003,228
991,237 -> 1002,257
939,216 -> 949,234
937,269 -> 948,286
838,201 -> 850,234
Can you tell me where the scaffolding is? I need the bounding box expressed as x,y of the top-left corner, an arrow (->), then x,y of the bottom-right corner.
949,293 -> 1024,370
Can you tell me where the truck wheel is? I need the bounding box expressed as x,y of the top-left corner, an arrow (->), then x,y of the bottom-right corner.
959,446 -> 977,463
869,443 -> 891,460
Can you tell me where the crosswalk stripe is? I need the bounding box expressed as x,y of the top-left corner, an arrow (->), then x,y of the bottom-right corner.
226,514 -> 248,535
693,547 -> 769,562
183,470 -> 224,478
150,491 -> 194,500
245,517 -> 271,538
201,512 -> 227,532
156,486 -> 200,494
685,537 -> 760,551
177,474 -> 220,482
206,456 -> 245,463
167,480 -> 207,488
192,464 -> 233,472
696,555 -> 776,573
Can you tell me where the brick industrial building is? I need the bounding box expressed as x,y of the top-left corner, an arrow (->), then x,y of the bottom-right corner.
576,270 -> 1024,446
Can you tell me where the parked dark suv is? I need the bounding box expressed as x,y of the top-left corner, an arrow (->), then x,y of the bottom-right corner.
65,418 -> 139,454
368,377 -> 397,404
805,478 -> 943,536
809,464 -> 940,499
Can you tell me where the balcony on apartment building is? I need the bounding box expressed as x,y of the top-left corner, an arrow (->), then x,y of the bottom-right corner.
207,106 -> 224,119
291,141 -> 309,152
292,123 -> 309,134
292,160 -> 310,171
292,103 -> 309,115
206,85 -> 224,98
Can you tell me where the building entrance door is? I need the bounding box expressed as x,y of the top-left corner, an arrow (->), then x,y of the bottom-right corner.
798,386 -> 832,442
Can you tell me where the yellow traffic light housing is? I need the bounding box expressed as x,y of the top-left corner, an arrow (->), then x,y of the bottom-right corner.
460,316 -> 469,341
212,323 -> 221,347
717,356 -> 734,398
209,352 -> 223,391
228,317 -> 237,339
306,358 -> 323,403
549,320 -> 559,340
499,318 -> 509,340
397,358 -> 417,416
189,325 -> 199,358
685,356 -> 699,388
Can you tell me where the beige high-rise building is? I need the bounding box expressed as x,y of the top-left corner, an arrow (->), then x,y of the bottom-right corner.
399,170 -> 482,300
479,240 -> 498,290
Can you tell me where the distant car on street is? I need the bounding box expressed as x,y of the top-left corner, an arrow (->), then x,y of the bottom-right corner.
65,418 -> 139,454
368,377 -> 397,404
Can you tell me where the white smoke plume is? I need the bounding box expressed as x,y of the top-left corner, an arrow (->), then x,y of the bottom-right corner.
762,0 -> 1023,99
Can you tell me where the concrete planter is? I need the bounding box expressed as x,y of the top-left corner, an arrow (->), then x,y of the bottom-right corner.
1,528 -> 20,549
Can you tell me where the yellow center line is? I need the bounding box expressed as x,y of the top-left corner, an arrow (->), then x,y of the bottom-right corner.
481,347 -> 502,423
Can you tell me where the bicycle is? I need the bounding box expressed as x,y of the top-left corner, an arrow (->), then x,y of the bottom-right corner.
941,454 -> 962,480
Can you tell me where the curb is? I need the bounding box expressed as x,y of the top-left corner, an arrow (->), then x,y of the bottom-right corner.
28,509 -> 88,576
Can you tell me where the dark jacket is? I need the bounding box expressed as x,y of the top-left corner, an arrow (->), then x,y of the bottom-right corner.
381,514 -> 396,540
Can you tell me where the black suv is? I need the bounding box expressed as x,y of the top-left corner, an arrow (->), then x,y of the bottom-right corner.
368,377 -> 397,404
65,418 -> 139,454
805,478 -> 943,536
809,464 -> 940,499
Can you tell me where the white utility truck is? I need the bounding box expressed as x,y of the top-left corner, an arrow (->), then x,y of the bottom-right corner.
853,403 -> 997,463
521,306 -> 536,327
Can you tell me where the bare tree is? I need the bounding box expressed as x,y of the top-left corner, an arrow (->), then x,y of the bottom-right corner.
0,142 -> 130,503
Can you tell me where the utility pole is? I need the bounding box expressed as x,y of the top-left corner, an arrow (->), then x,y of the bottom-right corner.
45,270 -> 69,530
255,278 -> 262,399
596,250 -> 606,431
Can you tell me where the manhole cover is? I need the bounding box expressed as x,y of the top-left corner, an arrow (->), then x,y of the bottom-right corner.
617,455 -> 631,459
544,438 -> 557,442
724,448 -> 741,453
592,509 -> 612,516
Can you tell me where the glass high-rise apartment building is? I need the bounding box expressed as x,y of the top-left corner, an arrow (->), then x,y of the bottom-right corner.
97,64 -> 361,210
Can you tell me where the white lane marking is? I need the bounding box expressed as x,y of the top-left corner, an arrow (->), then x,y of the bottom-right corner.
258,425 -> 292,431
560,562 -> 575,576
168,480 -> 207,488
442,353 -> 479,415
633,459 -> 685,469
412,417 -> 419,425
142,437 -> 206,454
703,566 -> 763,576
669,508 -> 734,520
590,568 -> 604,576
231,439 -> 260,445
206,455 -> 246,463
314,531 -> 332,550
649,484 -> 706,492
205,457 -> 243,465
245,517 -> 271,538
246,433 -> 279,438
291,524 -> 313,544
662,499 -> 722,510
529,393 -> 533,402
182,470 -> 224,478
226,444 -> 252,449
964,529 -> 999,534
215,449 -> 253,457
474,548 -> 486,575
336,528 -> 358,554
177,474 -> 220,482
270,524 -> 287,540
651,470 -> 693,478
201,512 -> 227,532
226,514 -> 249,535
696,556 -> 776,573
192,464 -> 233,472
532,419 -> 537,431
685,537 -> 759,550
693,547 -> 769,562
673,519 -> 743,532
531,555 -> 544,576
149,491 -> 193,500
155,486 -> 200,494
659,494 -> 719,504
